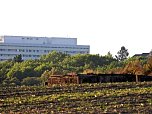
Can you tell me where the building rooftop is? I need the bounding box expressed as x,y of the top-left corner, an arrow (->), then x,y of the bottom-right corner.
0,35 -> 77,45
133,53 -> 150,57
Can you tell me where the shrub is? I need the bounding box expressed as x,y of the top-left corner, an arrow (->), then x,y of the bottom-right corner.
21,77 -> 42,86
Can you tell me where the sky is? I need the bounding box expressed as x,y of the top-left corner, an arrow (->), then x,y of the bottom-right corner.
0,0 -> 152,57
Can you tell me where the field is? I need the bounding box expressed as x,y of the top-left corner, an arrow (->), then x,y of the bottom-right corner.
1,82 -> 152,113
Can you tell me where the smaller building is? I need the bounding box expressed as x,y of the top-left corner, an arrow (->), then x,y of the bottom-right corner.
47,74 -> 79,86
133,53 -> 150,58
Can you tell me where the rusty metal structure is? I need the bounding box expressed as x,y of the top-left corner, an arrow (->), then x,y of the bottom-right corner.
47,74 -> 79,86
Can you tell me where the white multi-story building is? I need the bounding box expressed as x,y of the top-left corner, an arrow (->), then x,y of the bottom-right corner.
0,36 -> 90,61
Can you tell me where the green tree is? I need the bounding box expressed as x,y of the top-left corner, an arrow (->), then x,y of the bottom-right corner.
105,51 -> 113,59
7,60 -> 39,81
13,54 -> 23,62
62,53 -> 117,73
21,77 -> 41,86
115,46 -> 129,61
41,70 -> 51,83
34,62 -> 52,76
0,61 -> 14,84
40,51 -> 69,63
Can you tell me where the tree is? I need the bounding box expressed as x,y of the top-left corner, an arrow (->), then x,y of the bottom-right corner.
0,61 -> 14,84
41,70 -> 51,83
40,51 -> 69,63
13,54 -> 23,62
123,59 -> 144,75
143,56 -> 152,75
105,51 -> 113,59
21,77 -> 41,86
115,46 -> 129,61
7,60 -> 39,81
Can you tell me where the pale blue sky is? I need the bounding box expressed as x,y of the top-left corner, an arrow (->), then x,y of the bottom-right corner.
0,0 -> 152,56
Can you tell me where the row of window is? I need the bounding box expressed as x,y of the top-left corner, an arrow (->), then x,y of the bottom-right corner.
22,37 -> 39,40
0,49 -> 49,53
0,46 -> 89,50
0,51 -> 88,58
0,59 -> 7,61
54,47 -> 89,49
0,49 -> 89,53
22,55 -> 40,57
19,49 -> 43,53
0,54 -> 40,58
64,51 -> 89,54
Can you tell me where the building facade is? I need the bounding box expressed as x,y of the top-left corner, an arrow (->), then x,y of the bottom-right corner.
0,36 -> 90,61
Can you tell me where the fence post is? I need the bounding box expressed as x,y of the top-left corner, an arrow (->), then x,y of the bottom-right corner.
136,75 -> 139,82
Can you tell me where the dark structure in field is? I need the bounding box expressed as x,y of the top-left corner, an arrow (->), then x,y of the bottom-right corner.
46,74 -> 152,85
78,74 -> 152,83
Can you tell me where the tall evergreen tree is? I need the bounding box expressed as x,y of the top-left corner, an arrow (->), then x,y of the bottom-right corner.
115,46 -> 129,61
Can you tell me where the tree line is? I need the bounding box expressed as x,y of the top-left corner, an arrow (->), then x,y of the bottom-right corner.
0,46 -> 152,86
